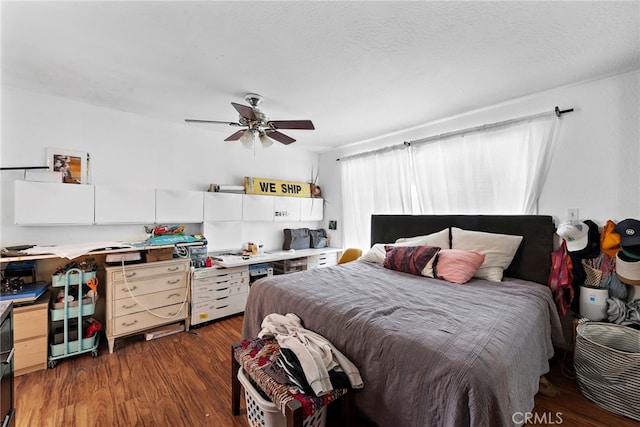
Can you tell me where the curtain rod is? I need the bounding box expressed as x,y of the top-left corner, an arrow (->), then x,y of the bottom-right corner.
336,106 -> 573,162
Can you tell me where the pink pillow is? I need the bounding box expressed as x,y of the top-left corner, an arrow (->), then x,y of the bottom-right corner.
383,245 -> 441,277
435,249 -> 486,284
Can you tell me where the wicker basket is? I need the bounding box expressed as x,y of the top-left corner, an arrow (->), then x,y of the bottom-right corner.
574,322 -> 640,421
237,368 -> 326,427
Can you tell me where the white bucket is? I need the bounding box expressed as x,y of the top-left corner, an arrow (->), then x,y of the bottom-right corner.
579,286 -> 609,321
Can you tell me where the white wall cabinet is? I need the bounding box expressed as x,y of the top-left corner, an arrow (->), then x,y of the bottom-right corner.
274,197 -> 301,222
242,194 -> 274,221
155,189 -> 204,223
14,181 -> 94,225
204,192 -> 242,221
300,198 -> 323,221
94,185 -> 156,224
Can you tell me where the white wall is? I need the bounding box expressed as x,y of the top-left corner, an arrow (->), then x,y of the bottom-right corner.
0,86 -> 320,249
320,70 -> 640,248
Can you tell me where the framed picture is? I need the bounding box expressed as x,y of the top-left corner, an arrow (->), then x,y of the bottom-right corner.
46,148 -> 88,184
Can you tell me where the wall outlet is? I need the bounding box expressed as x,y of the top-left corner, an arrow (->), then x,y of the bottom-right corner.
567,208 -> 579,222
328,220 -> 337,230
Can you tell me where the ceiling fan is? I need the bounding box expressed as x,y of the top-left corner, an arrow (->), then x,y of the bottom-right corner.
184,93 -> 315,148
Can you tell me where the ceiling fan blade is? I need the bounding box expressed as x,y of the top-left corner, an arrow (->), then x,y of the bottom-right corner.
185,119 -> 241,126
231,102 -> 256,121
266,130 -> 296,145
268,120 -> 315,130
224,130 -> 246,141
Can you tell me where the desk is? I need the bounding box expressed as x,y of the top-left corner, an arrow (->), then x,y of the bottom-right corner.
211,248 -> 341,268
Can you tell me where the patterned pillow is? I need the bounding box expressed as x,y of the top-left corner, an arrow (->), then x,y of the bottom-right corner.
434,249 -> 486,284
383,245 -> 441,277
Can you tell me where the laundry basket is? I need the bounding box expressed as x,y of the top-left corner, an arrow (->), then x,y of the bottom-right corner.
574,322 -> 640,421
237,368 -> 326,427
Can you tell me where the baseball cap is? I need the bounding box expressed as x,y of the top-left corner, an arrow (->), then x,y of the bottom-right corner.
556,221 -> 589,252
614,219 -> 640,247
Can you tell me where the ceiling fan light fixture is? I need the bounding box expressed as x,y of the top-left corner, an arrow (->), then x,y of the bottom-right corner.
240,129 -> 254,149
259,132 -> 273,148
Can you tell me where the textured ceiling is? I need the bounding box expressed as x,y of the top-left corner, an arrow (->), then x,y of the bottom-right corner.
2,1 -> 639,152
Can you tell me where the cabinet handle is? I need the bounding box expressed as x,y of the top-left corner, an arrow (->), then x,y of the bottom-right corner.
122,285 -> 137,292
1,348 -> 14,365
122,303 -> 137,309
167,266 -> 179,272
125,272 -> 137,278
122,320 -> 138,327
167,293 -> 180,299
167,279 -> 180,285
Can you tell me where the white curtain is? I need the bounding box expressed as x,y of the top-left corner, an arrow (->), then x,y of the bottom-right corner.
340,112 -> 559,250
340,146 -> 413,250
411,113 -> 558,214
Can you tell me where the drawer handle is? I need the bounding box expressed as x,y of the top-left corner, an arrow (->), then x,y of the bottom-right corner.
216,296 -> 229,301
215,287 -> 229,292
125,272 -> 137,278
122,285 -> 138,292
167,266 -> 180,272
1,348 -> 15,365
122,303 -> 137,309
216,305 -> 229,310
216,279 -> 230,285
122,320 -> 138,327
167,311 -> 178,316
167,293 -> 180,299
167,279 -> 181,285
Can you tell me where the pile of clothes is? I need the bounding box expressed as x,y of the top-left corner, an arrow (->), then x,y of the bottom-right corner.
258,313 -> 363,396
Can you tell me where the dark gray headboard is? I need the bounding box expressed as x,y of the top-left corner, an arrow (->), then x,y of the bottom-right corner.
370,215 -> 554,285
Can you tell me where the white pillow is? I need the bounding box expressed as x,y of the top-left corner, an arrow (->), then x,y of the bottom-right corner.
450,227 -> 523,282
361,228 -> 450,264
394,228 -> 450,248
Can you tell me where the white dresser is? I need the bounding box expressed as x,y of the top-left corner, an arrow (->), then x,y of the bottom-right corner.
105,259 -> 190,353
191,265 -> 249,326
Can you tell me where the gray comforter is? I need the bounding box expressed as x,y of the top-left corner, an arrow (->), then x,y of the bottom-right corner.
242,261 -> 564,427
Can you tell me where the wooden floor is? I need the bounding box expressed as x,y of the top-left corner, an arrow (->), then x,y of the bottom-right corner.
14,315 -> 637,427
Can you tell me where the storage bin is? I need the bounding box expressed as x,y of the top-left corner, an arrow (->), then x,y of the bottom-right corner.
52,271 -> 96,287
50,298 -> 96,321
49,334 -> 97,357
237,368 -> 326,427
574,322 -> 640,421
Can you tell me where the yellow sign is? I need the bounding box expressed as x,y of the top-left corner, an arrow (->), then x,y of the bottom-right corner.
244,177 -> 311,198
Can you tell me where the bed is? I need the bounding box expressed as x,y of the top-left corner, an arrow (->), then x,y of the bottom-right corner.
242,215 -> 564,427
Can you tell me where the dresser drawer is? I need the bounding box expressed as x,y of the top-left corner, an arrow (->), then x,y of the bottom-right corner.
113,303 -> 187,335
112,274 -> 187,300
14,305 -> 48,341
192,281 -> 248,303
193,265 -> 247,280
192,271 -> 248,288
109,260 -> 188,282
113,288 -> 189,317
191,293 -> 247,324
14,336 -> 47,372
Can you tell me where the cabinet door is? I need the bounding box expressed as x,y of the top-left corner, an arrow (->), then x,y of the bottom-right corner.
95,185 -> 155,224
242,194 -> 274,221
155,189 -> 204,223
300,198 -> 323,221
203,192 -> 242,221
14,181 -> 94,225
274,197 -> 301,222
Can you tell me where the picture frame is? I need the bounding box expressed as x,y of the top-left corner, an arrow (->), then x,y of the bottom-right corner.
46,148 -> 88,184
